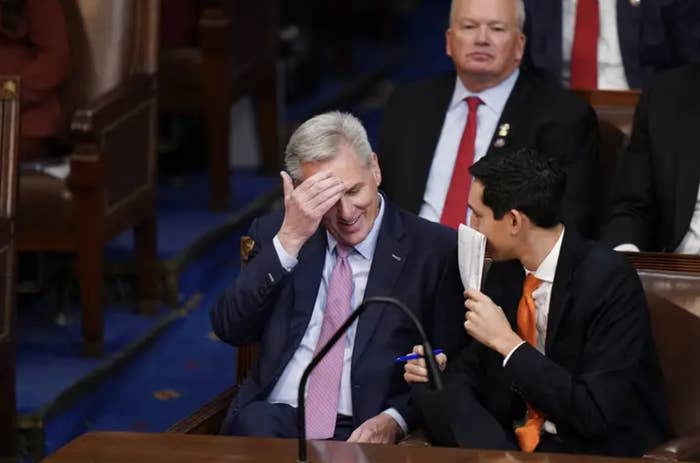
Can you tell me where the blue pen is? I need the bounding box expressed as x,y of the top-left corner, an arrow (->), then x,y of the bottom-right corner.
394,349 -> 444,363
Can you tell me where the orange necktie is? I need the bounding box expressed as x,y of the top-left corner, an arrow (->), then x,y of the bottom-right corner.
514,273 -> 545,452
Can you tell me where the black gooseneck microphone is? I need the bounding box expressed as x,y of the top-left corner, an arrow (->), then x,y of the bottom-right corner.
296,296 -> 444,463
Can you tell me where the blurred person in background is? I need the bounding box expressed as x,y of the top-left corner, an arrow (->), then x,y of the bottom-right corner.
0,0 -> 69,161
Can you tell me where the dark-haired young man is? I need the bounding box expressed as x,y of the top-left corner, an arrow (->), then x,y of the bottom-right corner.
405,148 -> 668,456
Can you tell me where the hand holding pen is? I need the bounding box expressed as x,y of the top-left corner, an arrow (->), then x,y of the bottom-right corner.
401,345 -> 447,384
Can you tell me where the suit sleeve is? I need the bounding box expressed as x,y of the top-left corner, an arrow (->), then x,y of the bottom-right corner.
538,100 -> 599,238
210,219 -> 291,345
504,266 -> 651,439
602,87 -> 657,250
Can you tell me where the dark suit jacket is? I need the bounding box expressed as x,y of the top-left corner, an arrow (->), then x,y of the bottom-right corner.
378,71 -> 599,237
211,198 -> 467,433
523,0 -> 700,89
416,229 -> 669,456
603,64 -> 700,251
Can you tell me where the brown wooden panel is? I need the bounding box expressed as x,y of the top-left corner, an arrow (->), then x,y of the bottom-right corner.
42,432 -> 664,463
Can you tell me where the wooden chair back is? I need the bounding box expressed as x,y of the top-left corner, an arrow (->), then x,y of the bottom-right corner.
0,76 -> 20,460
16,0 -> 159,355
626,253 -> 700,461
159,0 -> 280,210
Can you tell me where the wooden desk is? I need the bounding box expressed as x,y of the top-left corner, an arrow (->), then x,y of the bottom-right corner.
42,432 -> 654,463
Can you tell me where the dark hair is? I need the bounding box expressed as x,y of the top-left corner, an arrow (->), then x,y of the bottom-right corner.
0,0 -> 26,33
469,147 -> 565,228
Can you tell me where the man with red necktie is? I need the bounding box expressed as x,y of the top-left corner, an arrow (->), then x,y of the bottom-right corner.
523,0 -> 700,90
379,0 -> 599,238
405,148 -> 668,456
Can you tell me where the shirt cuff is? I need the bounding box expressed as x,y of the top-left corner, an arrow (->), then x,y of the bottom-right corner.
502,341 -> 526,367
614,243 -> 640,252
272,234 -> 298,271
382,408 -> 408,436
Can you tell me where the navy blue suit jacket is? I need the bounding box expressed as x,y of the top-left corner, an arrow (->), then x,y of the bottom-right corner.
416,229 -> 669,456
603,64 -> 700,251
523,0 -> 700,89
211,198 -> 467,433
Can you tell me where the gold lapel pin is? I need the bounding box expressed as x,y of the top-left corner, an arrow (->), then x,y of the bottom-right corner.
240,235 -> 256,263
498,123 -> 510,137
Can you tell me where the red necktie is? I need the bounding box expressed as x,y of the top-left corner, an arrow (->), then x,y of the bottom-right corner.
514,274 -> 545,452
570,0 -> 599,89
441,96 -> 482,229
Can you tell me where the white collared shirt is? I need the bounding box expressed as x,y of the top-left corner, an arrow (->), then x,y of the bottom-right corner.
502,227 -> 565,435
419,69 -> 520,223
562,0 -> 630,90
503,227 -> 565,364
268,195 -> 408,432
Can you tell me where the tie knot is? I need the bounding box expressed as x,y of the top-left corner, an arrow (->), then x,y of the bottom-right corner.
465,96 -> 483,111
523,273 -> 542,296
335,244 -> 352,259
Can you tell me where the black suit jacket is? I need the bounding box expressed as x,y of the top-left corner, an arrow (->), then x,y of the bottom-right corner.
603,64 -> 700,251
416,229 -> 668,457
378,71 -> 599,237
523,0 -> 700,89
211,197 -> 467,433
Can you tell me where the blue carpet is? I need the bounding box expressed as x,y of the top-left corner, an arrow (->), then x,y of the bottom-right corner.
16,170 -> 278,459
106,171 -> 278,261
41,232 -> 243,454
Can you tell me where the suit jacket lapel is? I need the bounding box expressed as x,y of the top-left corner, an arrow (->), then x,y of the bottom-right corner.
288,229 -> 327,348
672,74 -> 700,250
485,71 -> 534,157
352,201 -> 408,363
412,74 -> 458,204
545,229 -> 577,354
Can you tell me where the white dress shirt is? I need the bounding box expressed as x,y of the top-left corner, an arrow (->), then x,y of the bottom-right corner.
502,227 -> 565,435
615,182 -> 700,254
419,69 -> 520,223
562,0 -> 630,90
267,195 -> 408,432
674,182 -> 700,254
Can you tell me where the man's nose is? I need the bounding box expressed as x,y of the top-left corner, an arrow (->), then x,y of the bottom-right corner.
337,196 -> 353,218
475,24 -> 490,44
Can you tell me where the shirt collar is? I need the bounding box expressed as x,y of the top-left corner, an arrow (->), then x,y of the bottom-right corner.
449,68 -> 520,115
326,193 -> 385,260
525,226 -> 565,284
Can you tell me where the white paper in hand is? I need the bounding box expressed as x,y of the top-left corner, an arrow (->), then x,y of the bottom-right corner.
458,224 -> 486,292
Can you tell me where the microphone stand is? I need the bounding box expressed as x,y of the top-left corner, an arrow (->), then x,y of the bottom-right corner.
296,296 -> 444,462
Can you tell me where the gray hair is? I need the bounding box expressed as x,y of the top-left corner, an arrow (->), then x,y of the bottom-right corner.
285,111 -> 373,181
449,0 -> 526,31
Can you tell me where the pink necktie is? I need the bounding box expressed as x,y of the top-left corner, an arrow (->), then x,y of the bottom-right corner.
306,244 -> 353,439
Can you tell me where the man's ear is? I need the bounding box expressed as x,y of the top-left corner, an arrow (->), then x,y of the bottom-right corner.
371,153 -> 382,186
509,209 -> 524,234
